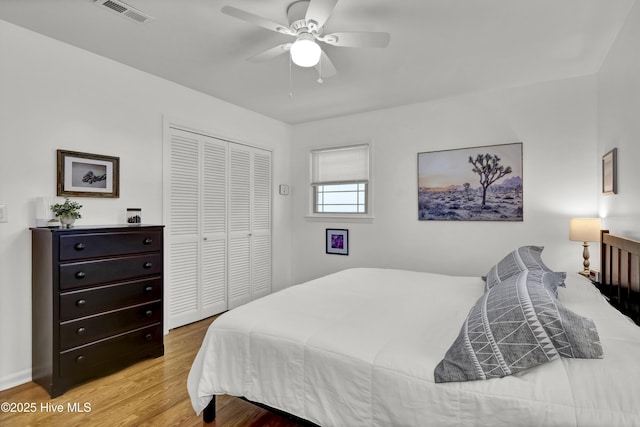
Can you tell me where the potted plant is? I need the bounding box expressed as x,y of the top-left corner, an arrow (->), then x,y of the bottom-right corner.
51,198 -> 83,228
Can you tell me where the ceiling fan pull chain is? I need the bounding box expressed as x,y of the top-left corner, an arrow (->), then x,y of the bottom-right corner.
317,55 -> 323,84
289,54 -> 294,98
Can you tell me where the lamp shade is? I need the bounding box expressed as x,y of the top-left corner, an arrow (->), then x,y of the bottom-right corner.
569,218 -> 601,242
290,34 -> 321,67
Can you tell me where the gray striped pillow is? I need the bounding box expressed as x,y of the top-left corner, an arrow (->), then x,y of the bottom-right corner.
484,246 -> 565,294
434,269 -> 602,383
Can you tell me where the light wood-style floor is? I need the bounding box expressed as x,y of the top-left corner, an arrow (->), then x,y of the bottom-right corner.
0,316 -> 306,427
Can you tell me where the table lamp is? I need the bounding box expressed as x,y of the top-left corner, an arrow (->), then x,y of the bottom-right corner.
569,218 -> 602,277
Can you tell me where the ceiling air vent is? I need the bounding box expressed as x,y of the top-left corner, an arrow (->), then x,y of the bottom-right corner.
94,0 -> 154,24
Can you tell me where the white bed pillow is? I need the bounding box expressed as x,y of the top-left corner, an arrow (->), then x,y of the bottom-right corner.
434,269 -> 602,383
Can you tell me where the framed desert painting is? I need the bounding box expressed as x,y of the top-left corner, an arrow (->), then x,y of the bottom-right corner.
57,149 -> 120,198
418,142 -> 523,221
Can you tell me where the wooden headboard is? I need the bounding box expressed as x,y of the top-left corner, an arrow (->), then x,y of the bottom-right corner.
600,230 -> 640,325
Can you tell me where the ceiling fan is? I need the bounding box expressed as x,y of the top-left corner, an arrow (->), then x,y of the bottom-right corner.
221,0 -> 391,79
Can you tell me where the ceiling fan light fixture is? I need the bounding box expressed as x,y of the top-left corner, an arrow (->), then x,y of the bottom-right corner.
290,33 -> 321,67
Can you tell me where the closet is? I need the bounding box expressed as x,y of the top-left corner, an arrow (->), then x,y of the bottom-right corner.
164,127 -> 272,329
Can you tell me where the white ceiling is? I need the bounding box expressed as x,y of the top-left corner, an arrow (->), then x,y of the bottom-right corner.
0,0 -> 635,124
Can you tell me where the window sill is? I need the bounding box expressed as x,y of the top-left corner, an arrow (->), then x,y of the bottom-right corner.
304,214 -> 374,223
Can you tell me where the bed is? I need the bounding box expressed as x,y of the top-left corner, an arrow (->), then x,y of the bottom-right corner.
188,233 -> 640,426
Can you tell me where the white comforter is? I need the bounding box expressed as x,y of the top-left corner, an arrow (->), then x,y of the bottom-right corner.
187,268 -> 640,426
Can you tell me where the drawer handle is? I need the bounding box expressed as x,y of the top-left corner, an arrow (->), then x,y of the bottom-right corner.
74,243 -> 86,251
76,355 -> 85,364
143,238 -> 153,245
76,327 -> 86,335
76,299 -> 86,307
144,333 -> 153,341
145,310 -> 153,317
75,271 -> 86,279
143,262 -> 153,269
144,286 -> 153,293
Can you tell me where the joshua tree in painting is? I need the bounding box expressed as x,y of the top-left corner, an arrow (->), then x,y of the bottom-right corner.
468,153 -> 512,207
463,182 -> 471,200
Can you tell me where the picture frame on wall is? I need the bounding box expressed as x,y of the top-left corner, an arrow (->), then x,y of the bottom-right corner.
326,228 -> 349,255
57,149 -> 120,198
417,142 -> 523,221
602,148 -> 617,195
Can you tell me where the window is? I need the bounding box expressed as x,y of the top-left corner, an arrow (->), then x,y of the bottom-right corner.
314,183 -> 367,213
310,144 -> 370,215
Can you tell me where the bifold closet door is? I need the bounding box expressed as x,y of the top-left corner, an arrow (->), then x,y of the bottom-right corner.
166,128 -> 227,329
227,144 -> 272,309
166,126 -> 272,328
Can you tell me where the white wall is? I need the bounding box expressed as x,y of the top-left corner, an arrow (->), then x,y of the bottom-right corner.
0,20 -> 292,390
597,0 -> 640,238
290,76 -> 599,285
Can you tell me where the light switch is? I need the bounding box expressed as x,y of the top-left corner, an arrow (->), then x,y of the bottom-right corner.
279,184 -> 290,196
0,205 -> 7,223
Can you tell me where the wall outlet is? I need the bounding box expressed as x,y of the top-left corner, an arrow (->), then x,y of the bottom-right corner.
0,205 -> 7,223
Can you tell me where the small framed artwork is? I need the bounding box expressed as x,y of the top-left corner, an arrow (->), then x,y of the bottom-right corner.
602,148 -> 617,195
57,149 -> 120,198
326,228 -> 349,255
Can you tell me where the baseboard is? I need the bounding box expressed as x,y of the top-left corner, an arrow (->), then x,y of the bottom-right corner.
0,369 -> 31,392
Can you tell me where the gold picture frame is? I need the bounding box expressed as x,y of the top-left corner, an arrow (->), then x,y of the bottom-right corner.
57,149 -> 120,198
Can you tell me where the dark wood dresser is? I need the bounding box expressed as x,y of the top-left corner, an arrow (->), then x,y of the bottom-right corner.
31,225 -> 165,397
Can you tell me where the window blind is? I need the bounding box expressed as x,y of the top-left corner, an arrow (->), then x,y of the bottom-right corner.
310,144 -> 369,185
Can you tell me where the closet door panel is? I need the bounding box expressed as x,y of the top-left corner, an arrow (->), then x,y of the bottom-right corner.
203,141 -> 227,235
228,144 -> 252,309
167,131 -> 200,328
201,139 -> 228,317
251,234 -> 271,299
251,150 -> 272,299
253,151 -> 271,232
201,239 -> 226,317
167,241 -> 199,327
229,147 -> 251,234
228,238 -> 251,308
169,133 -> 199,236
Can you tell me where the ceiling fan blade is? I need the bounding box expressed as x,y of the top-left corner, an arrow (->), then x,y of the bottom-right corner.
221,6 -> 293,35
316,50 -> 337,78
320,31 -> 391,48
248,43 -> 292,63
305,0 -> 338,28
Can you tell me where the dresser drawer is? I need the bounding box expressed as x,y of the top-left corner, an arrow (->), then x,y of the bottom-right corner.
60,301 -> 162,350
59,231 -> 162,261
59,253 -> 162,290
59,278 -> 161,321
59,324 -> 163,378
